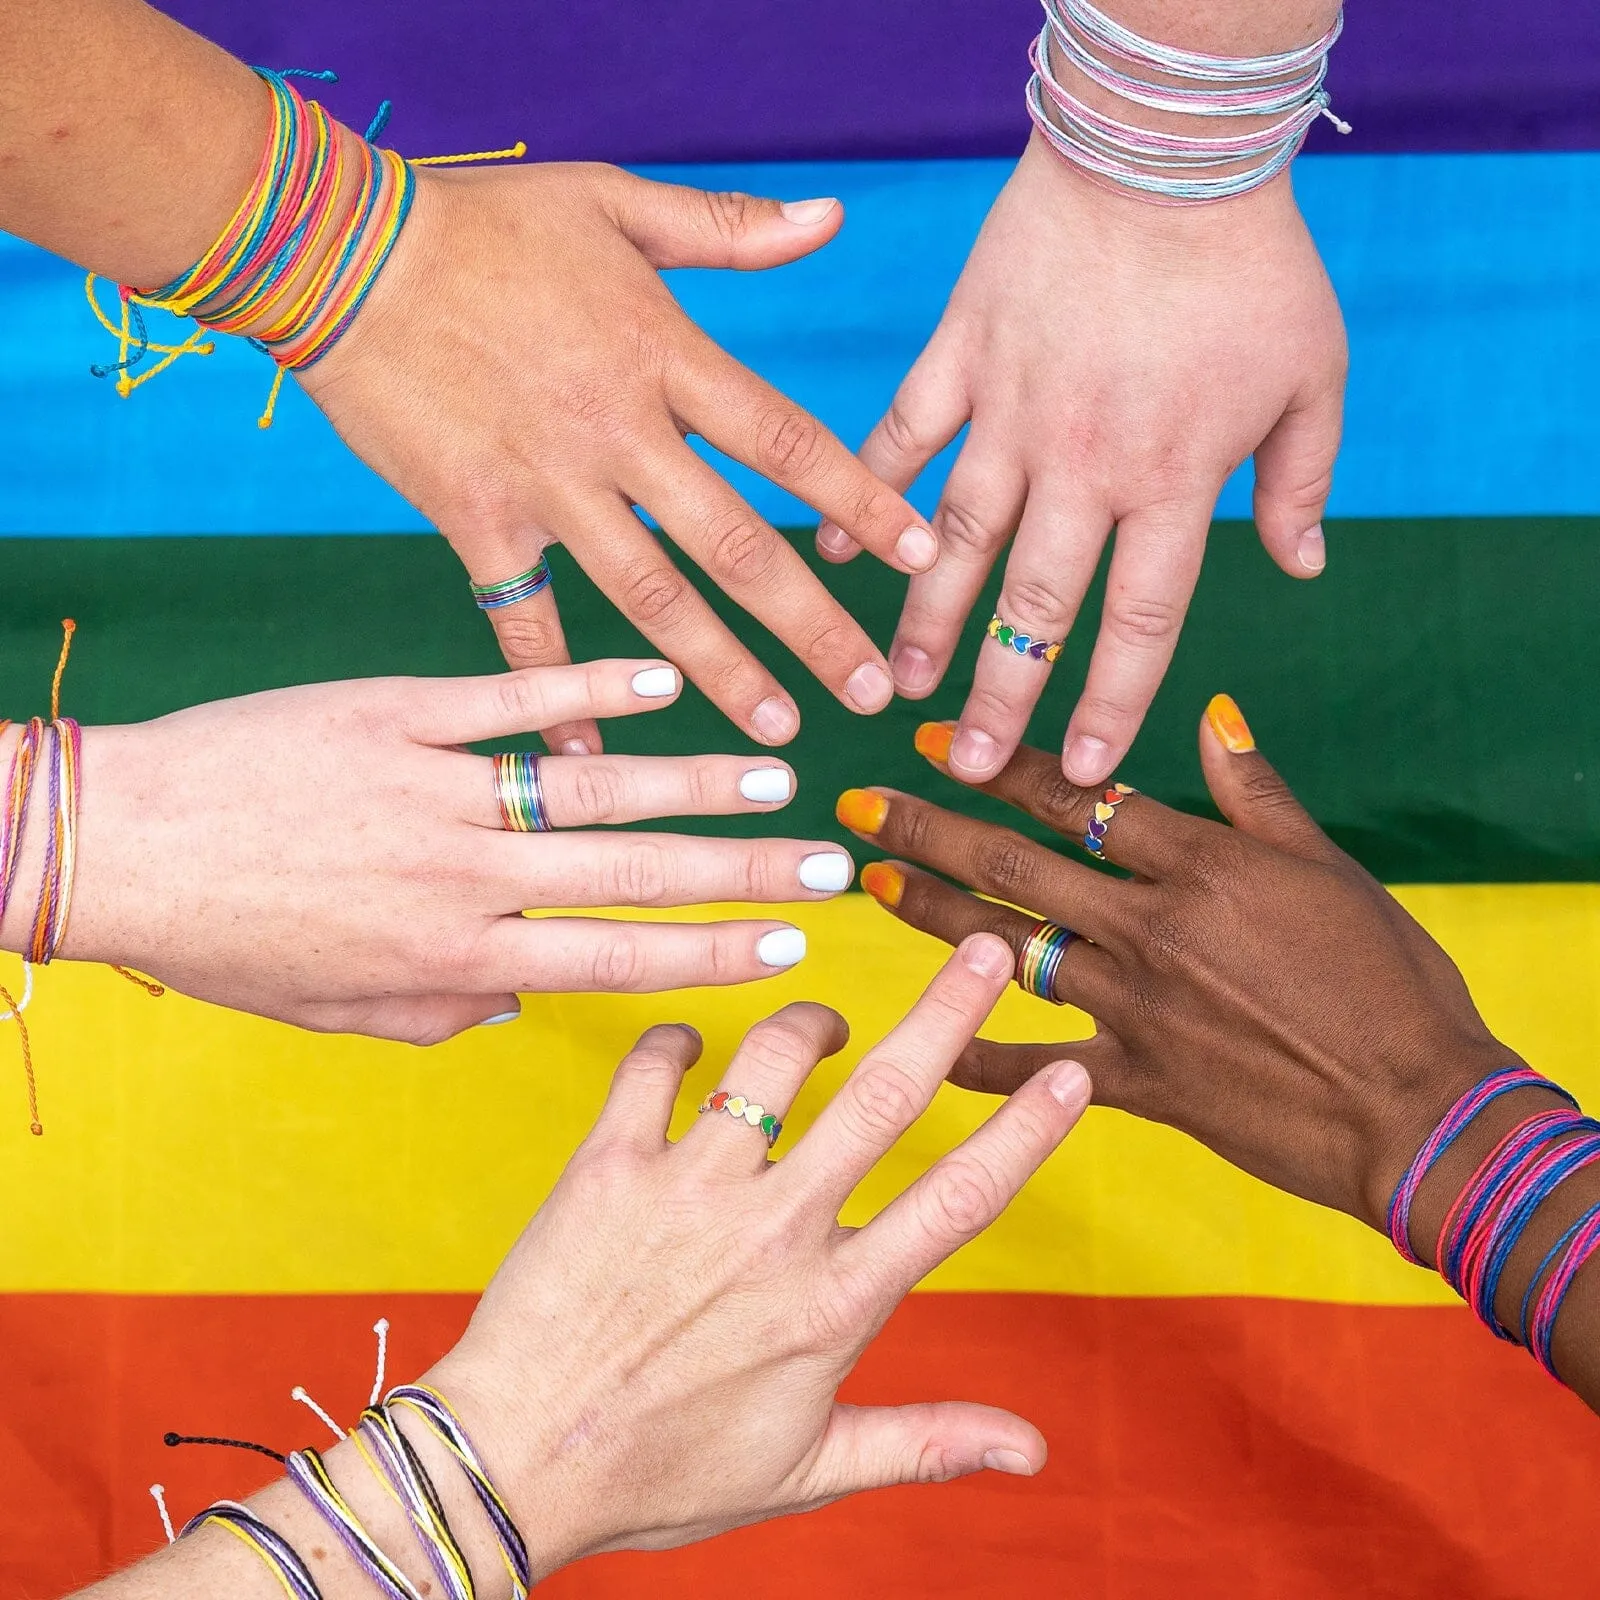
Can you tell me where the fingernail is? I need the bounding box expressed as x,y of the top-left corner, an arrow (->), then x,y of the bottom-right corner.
817,521 -> 852,558
895,525 -> 938,571
798,852 -> 853,892
914,720 -> 954,764
844,662 -> 894,714
478,1010 -> 521,1027
757,928 -> 807,968
963,934 -> 1013,980
751,696 -> 800,744
860,861 -> 904,908
1063,735 -> 1111,785
1045,1060 -> 1090,1108
739,767 -> 793,804
1205,693 -> 1255,754
835,787 -> 888,835
1297,523 -> 1327,573
631,666 -> 679,699
949,726 -> 1000,778
780,197 -> 838,225
561,738 -> 591,757
982,1449 -> 1035,1477
891,644 -> 936,695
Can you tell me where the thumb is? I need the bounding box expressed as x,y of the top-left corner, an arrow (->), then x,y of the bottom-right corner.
607,170 -> 843,271
1251,377 -> 1343,580
806,1401 -> 1046,1500
1199,694 -> 1340,864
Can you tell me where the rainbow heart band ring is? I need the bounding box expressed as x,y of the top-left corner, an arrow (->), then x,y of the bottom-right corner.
987,614 -> 1063,663
1084,783 -> 1135,857
471,558 -> 552,611
1016,919 -> 1076,1004
493,751 -> 552,832
699,1090 -> 783,1149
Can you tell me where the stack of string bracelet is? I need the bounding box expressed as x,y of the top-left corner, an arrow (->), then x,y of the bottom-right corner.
1387,1065 -> 1600,1384
87,66 -> 523,427
1026,0 -> 1350,204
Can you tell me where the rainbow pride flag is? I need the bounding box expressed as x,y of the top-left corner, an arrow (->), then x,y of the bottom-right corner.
3,4 -> 1599,1594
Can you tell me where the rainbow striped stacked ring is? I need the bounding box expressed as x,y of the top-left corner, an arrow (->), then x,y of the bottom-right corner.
987,614 -> 1063,662
1016,919 -> 1076,1004
493,751 -> 552,832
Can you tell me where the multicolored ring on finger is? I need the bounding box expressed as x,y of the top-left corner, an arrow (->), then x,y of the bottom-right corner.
987,614 -> 1063,663
493,751 -> 552,832
1016,918 -> 1076,1004
471,558 -> 553,611
1083,783 -> 1135,858
698,1090 -> 783,1149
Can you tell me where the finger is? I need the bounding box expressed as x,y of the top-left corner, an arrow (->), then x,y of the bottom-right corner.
460,753 -> 799,829
1060,502 -> 1212,787
802,1400 -> 1048,1503
478,915 -> 811,993
857,860 -> 1119,1014
887,434 -> 1027,701
1252,376 -> 1344,581
674,350 -> 940,578
834,785 -> 1124,938
571,496 -> 802,746
606,168 -> 846,271
782,934 -> 1012,1209
399,660 -> 683,747
948,1031 -> 1127,1103
910,726 -> 1200,880
482,833 -> 854,912
636,448 -> 896,716
946,490 -> 1110,781
817,330 -> 971,565
1199,694 -> 1343,864
849,1056 -> 1091,1292
291,993 -> 525,1046
688,1002 -> 850,1174
589,1023 -> 705,1152
475,578 -> 602,757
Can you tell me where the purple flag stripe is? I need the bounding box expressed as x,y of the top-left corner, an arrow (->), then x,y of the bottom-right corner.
163,0 -> 1600,165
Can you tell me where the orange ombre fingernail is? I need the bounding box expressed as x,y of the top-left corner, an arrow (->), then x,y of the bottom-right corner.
861,862 -> 904,908
1205,694 -> 1256,753
836,788 -> 888,835
914,721 -> 955,764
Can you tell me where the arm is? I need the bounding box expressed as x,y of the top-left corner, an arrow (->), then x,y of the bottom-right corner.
837,708 -> 1600,1412
827,0 -> 1346,788
0,0 -> 937,755
76,939 -> 1091,1595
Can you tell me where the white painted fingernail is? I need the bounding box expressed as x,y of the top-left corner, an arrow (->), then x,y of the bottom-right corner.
739,767 -> 794,804
798,852 -> 853,893
631,667 -> 680,698
478,1010 -> 521,1027
757,928 -> 807,968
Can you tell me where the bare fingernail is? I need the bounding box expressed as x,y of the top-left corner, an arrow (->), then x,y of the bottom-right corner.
561,738 -> 591,756
478,1009 -> 522,1028
631,666 -> 679,698
861,861 -> 904,908
1064,735 -> 1111,785
982,1449 -> 1035,1477
950,726 -> 1000,778
895,525 -> 938,571
891,644 -> 936,695
1297,524 -> 1327,573
798,852 -> 853,892
817,521 -> 852,558
844,662 -> 894,714
739,767 -> 793,804
1045,1060 -> 1091,1108
1205,693 -> 1255,753
751,696 -> 800,744
962,933 -> 1013,980
780,197 -> 838,225
757,927 -> 807,968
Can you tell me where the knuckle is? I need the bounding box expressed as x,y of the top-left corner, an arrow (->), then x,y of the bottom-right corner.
881,398 -> 925,460
844,1061 -> 923,1143
703,508 -> 779,588
603,841 -> 673,905
491,613 -> 560,666
491,670 -> 548,726
572,764 -> 629,823
935,498 -> 1006,558
754,406 -> 828,481
739,1018 -> 816,1076
702,188 -> 755,245
793,614 -> 858,671
1003,576 -> 1066,625
622,564 -> 693,629
1037,768 -> 1091,830
1101,593 -> 1185,652
979,833 -> 1039,900
589,935 -> 647,990
924,1158 -> 1003,1241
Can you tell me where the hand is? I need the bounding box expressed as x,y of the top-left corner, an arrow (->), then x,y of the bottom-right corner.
2,661 -> 858,1044
836,700 -> 1512,1234
428,936 -> 1091,1575
301,162 -> 941,756
821,136 -> 1347,788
